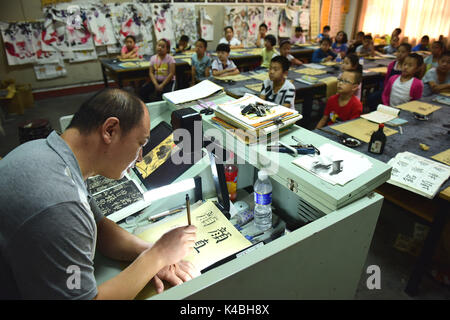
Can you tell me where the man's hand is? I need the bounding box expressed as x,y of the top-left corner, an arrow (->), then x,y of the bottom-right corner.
152,260 -> 200,293
153,225 -> 197,266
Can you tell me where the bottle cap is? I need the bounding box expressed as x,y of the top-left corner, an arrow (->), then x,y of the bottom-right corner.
379,123 -> 384,129
258,170 -> 268,181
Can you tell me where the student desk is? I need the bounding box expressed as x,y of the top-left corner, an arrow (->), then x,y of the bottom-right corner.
93,93 -> 392,299
98,47 -> 315,90
313,95 -> 450,296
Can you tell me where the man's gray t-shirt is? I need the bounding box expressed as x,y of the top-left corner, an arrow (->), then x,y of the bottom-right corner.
0,131 -> 104,299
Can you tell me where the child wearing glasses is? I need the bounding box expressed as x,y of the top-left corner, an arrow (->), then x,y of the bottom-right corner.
315,70 -> 363,129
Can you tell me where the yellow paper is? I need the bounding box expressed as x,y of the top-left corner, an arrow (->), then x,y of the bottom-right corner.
321,61 -> 337,66
441,92 -> 450,97
367,67 -> 387,74
319,76 -> 338,98
249,72 -> 269,81
245,48 -> 263,55
395,101 -> 441,116
294,68 -> 327,76
332,118 -> 398,143
135,201 -> 252,299
245,83 -> 263,93
432,149 -> 450,166
214,74 -> 251,81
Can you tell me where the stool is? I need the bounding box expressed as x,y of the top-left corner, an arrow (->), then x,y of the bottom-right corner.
18,119 -> 52,144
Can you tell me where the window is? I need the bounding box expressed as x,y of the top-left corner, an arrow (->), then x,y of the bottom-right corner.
359,0 -> 450,42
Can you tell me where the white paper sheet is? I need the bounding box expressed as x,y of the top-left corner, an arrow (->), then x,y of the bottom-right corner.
292,143 -> 373,185
361,104 -> 400,123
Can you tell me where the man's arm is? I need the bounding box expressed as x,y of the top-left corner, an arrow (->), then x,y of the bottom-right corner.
95,220 -> 197,300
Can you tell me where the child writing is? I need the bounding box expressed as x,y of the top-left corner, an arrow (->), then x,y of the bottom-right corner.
290,26 -> 306,45
315,70 -> 363,129
256,23 -> 268,48
140,38 -> 176,102
422,52 -> 450,96
260,34 -> 279,68
212,43 -> 240,77
311,38 -> 336,63
174,35 -> 191,54
260,56 -> 296,109
119,35 -> 140,59
382,53 -> 424,107
219,26 -> 244,49
279,40 -> 303,67
191,38 -> 212,86
332,31 -> 348,58
341,53 -> 362,100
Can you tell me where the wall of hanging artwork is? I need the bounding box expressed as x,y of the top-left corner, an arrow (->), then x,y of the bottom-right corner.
1,0 -> 320,89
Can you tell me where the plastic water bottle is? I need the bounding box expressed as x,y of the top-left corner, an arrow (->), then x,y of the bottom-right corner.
254,170 -> 272,231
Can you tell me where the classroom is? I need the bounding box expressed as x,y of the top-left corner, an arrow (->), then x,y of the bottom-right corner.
0,0 -> 449,304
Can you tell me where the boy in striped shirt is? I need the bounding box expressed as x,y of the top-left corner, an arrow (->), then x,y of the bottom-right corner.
260,56 -> 296,109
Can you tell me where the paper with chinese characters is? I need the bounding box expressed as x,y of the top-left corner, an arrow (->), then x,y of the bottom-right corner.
388,151 -> 450,199
137,200 -> 252,272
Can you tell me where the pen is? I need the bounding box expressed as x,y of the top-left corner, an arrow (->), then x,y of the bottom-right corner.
266,146 -> 316,154
186,194 -> 191,225
148,205 -> 186,221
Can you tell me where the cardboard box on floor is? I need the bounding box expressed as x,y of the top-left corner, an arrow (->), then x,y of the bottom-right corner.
0,80 -> 34,115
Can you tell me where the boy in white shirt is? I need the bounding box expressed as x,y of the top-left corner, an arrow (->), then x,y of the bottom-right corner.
260,56 -> 296,109
219,26 -> 244,49
212,43 -> 240,77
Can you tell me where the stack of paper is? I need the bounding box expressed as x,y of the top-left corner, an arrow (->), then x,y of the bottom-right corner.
163,80 -> 223,105
214,93 -> 302,136
292,143 -> 373,186
361,104 -> 400,123
388,152 -> 450,199
395,100 -> 441,115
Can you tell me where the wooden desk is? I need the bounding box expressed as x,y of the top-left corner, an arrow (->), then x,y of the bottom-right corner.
314,95 -> 450,296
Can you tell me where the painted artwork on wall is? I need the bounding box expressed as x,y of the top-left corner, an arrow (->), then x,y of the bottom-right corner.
41,7 -> 71,53
225,6 -> 249,45
264,6 -> 280,36
172,4 -> 198,48
151,3 -> 175,49
247,6 -> 264,46
87,4 -> 116,46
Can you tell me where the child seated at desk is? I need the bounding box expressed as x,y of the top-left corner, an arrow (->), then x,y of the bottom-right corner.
341,53 -> 362,100
174,35 -> 191,54
260,35 -> 279,69
256,23 -> 268,48
290,26 -> 306,45
412,35 -> 430,52
347,31 -> 365,55
424,41 -> 445,71
139,38 -> 175,102
191,38 -> 212,86
259,56 -> 296,110
316,25 -> 330,42
356,35 -> 375,57
385,43 -> 412,87
332,31 -> 348,59
311,38 -> 336,63
382,53 -> 424,107
279,40 -> 303,66
119,35 -> 140,59
422,52 -> 450,96
315,70 -> 363,129
383,35 -> 400,55
212,43 -> 240,77
219,26 -> 244,49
